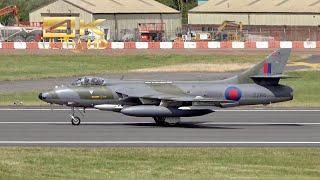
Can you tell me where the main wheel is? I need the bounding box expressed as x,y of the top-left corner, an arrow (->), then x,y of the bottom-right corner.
153,117 -> 166,126
71,116 -> 81,126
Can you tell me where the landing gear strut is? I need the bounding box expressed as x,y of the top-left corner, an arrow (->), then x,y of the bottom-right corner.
70,107 -> 85,126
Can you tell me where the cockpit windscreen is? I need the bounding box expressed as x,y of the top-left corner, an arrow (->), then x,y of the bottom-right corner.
72,77 -> 106,86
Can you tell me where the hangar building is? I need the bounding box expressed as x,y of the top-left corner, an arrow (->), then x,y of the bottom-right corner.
29,0 -> 181,41
188,0 -> 320,40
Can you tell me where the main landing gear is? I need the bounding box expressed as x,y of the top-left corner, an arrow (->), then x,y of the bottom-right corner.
70,107 -> 85,126
153,117 -> 181,127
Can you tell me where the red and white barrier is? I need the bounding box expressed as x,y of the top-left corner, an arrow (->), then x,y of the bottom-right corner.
304,41 -> 317,49
208,42 -> 221,48
135,42 -> 148,49
62,42 -> 76,49
111,42 -> 124,49
184,42 -> 197,49
38,42 -> 50,49
14,42 -> 27,49
280,41 -> 292,48
0,41 -> 319,50
1,42 -> 14,49
232,42 -> 245,49
256,41 -> 269,49
160,42 -> 172,49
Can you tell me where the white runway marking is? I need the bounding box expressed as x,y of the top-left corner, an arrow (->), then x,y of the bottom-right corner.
0,122 -> 319,125
0,108 -> 319,112
0,141 -> 319,144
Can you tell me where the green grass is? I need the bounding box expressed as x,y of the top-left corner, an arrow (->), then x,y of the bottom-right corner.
0,91 -> 45,106
0,148 -> 319,179
277,71 -> 320,107
0,54 -> 263,81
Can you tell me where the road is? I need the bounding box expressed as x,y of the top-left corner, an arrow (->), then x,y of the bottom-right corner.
0,108 -> 319,147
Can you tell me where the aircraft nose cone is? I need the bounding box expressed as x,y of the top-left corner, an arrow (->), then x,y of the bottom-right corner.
38,93 -> 43,100
38,92 -> 49,101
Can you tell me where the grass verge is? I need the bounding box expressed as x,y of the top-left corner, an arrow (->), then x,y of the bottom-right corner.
0,54 -> 265,81
0,91 -> 45,106
276,70 -> 320,107
0,148 -> 319,179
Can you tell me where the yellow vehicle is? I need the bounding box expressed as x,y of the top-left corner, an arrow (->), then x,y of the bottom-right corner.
214,21 -> 243,41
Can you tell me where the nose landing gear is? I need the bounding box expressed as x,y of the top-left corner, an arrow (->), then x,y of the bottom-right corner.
71,115 -> 81,126
70,107 -> 85,126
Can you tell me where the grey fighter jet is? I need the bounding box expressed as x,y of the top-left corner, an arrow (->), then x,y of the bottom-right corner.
39,49 -> 293,126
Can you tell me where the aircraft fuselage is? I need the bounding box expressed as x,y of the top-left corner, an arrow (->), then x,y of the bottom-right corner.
39,81 -> 293,109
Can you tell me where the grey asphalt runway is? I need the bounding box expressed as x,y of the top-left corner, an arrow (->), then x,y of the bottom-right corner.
0,108 -> 319,147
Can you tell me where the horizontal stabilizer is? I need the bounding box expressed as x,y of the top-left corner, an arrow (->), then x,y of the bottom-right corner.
250,74 -> 296,85
250,74 -> 296,79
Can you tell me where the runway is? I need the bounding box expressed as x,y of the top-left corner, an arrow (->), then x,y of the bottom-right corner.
0,108 -> 319,147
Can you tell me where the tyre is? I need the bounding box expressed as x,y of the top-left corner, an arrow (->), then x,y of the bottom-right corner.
26,35 -> 36,42
153,117 -> 166,126
71,116 -> 81,126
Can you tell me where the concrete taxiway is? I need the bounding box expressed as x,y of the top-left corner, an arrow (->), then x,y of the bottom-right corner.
0,108 -> 319,147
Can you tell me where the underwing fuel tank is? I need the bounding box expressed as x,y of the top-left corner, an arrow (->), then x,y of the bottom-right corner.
94,104 -> 123,112
120,105 -> 213,117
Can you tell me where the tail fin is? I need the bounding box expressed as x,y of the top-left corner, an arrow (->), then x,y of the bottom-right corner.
227,48 -> 291,85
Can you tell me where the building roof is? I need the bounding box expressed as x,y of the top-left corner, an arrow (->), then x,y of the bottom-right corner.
63,0 -> 180,14
189,0 -> 320,13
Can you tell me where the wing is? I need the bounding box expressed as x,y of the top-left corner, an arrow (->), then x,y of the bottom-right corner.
115,89 -> 234,107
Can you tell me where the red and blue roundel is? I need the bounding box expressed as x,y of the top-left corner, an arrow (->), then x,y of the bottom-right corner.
225,86 -> 242,101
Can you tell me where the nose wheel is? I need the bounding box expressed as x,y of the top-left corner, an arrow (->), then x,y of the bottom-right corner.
70,106 -> 85,126
71,115 -> 81,126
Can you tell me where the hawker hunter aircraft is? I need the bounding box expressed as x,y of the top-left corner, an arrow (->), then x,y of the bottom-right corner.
39,49 -> 293,126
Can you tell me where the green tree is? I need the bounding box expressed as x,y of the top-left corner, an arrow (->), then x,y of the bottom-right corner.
156,0 -> 197,24
0,0 -> 54,25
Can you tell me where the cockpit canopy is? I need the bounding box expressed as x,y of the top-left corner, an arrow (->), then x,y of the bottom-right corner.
72,77 -> 106,86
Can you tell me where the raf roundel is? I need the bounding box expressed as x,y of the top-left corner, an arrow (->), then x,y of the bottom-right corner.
225,86 -> 242,101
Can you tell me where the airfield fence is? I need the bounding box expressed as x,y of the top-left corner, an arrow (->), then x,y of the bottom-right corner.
1,41 -> 320,50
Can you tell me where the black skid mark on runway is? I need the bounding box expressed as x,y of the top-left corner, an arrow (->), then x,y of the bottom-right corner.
50,122 -> 304,128
52,122 -> 240,129
173,122 -> 239,129
124,122 -> 240,129
49,122 -> 304,129
218,124 -> 304,127
266,124 -> 303,127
